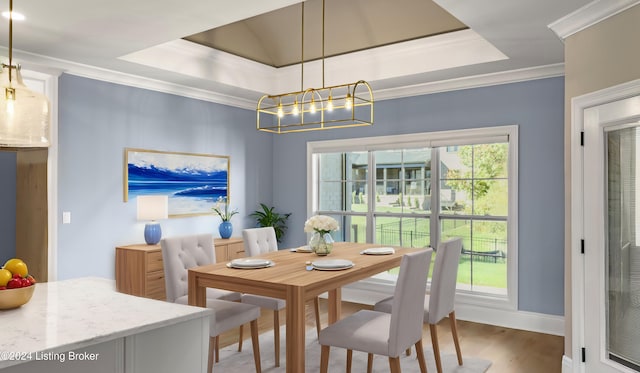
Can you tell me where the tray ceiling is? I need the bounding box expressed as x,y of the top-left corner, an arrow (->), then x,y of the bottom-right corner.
184,0 -> 467,68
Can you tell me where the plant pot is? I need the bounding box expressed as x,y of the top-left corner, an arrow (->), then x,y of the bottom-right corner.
219,221 -> 233,239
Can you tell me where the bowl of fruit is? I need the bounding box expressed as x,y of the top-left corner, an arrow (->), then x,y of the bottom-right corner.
0,258 -> 36,310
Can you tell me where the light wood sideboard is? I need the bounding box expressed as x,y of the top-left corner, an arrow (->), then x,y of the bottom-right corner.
115,237 -> 244,300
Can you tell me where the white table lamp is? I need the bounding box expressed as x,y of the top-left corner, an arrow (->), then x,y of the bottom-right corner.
137,195 -> 168,245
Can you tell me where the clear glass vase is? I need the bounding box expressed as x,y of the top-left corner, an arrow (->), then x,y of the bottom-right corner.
309,231 -> 334,256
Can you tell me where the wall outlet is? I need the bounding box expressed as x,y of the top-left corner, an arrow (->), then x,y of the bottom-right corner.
63,211 -> 71,224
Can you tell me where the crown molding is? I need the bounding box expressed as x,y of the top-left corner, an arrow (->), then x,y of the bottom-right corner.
66,64 -> 258,110
374,64 -> 565,101
1,47 -> 258,110
4,48 -> 564,110
548,0 -> 640,40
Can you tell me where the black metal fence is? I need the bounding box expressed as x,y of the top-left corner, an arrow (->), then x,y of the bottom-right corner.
377,222 -> 430,248
462,236 -> 507,252
350,221 -> 430,248
351,221 -> 507,262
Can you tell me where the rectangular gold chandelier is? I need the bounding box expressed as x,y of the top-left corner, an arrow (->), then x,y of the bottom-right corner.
256,0 -> 374,134
256,80 -> 373,134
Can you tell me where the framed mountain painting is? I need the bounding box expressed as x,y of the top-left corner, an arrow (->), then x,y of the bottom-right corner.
124,148 -> 230,217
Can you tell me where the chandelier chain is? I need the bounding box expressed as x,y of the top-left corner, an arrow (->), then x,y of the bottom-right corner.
7,0 -> 13,82
300,2 -> 304,91
322,0 -> 325,88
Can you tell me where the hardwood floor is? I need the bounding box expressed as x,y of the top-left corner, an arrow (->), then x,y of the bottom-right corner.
219,299 -> 564,373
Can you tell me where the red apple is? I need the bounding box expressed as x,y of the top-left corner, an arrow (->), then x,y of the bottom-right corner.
7,278 -> 22,289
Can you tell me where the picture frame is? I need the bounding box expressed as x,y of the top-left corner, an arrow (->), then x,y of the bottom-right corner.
124,148 -> 230,217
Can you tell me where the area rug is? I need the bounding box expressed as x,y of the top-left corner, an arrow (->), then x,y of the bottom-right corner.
216,327 -> 492,372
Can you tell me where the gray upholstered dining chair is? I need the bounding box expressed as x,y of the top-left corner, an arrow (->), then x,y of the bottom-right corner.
161,234 -> 262,373
318,249 -> 433,373
240,226 -> 322,367
161,234 -> 242,304
374,237 -> 464,373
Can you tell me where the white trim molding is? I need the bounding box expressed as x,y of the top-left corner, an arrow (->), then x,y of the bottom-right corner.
563,355 -> 574,373
375,64 -> 564,102
4,45 -> 561,112
548,0 -> 640,40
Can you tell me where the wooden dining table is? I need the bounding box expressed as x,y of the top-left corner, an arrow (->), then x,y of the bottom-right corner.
188,241 -> 420,373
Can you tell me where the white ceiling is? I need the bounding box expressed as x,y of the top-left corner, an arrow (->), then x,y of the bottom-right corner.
0,0 -> 607,109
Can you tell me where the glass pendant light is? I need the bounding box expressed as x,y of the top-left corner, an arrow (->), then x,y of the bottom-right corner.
0,0 -> 50,148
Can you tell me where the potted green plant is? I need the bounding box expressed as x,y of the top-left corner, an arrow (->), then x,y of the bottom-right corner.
250,203 -> 291,243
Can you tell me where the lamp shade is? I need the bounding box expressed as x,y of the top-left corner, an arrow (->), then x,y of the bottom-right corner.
137,195 -> 168,221
0,66 -> 50,147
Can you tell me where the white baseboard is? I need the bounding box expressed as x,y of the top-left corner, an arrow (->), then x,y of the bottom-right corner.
562,355 -> 573,373
454,302 -> 564,336
339,283 -> 565,336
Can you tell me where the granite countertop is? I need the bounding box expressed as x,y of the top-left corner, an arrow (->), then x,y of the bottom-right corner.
0,277 -> 212,369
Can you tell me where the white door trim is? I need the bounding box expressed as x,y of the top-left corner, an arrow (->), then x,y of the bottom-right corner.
571,78 -> 640,373
22,69 -> 61,282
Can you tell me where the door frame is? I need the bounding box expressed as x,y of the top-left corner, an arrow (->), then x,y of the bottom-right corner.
23,69 -> 60,282
571,78 -> 640,372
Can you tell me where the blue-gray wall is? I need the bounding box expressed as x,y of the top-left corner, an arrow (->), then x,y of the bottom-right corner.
0,151 -> 16,263
271,77 -> 565,315
57,74 -> 564,316
58,74 -> 274,280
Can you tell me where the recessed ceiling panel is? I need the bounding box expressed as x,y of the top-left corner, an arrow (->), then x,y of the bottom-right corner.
183,0 -> 467,67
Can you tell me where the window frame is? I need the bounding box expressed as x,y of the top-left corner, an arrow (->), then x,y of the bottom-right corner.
307,125 -> 518,310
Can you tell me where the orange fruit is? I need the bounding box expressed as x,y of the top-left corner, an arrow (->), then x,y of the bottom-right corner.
0,268 -> 11,287
3,258 -> 28,278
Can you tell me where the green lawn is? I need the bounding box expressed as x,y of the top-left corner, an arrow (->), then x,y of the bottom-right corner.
456,258 -> 506,288
344,203 -> 507,290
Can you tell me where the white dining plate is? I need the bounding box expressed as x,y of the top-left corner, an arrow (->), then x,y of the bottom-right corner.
228,258 -> 274,269
311,259 -> 354,270
360,247 -> 395,255
227,261 -> 274,269
290,246 -> 313,253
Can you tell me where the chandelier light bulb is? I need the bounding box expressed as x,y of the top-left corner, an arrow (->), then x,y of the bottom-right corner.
345,93 -> 353,110
277,102 -> 284,118
292,99 -> 300,116
5,97 -> 14,115
327,95 -> 334,111
309,97 -> 317,114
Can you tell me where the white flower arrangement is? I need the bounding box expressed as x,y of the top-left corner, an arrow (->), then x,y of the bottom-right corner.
212,196 -> 238,222
304,215 -> 340,234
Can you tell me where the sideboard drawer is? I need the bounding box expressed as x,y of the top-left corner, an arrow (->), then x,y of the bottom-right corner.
116,244 -> 165,300
227,242 -> 246,260
146,271 -> 166,300
146,250 -> 164,272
